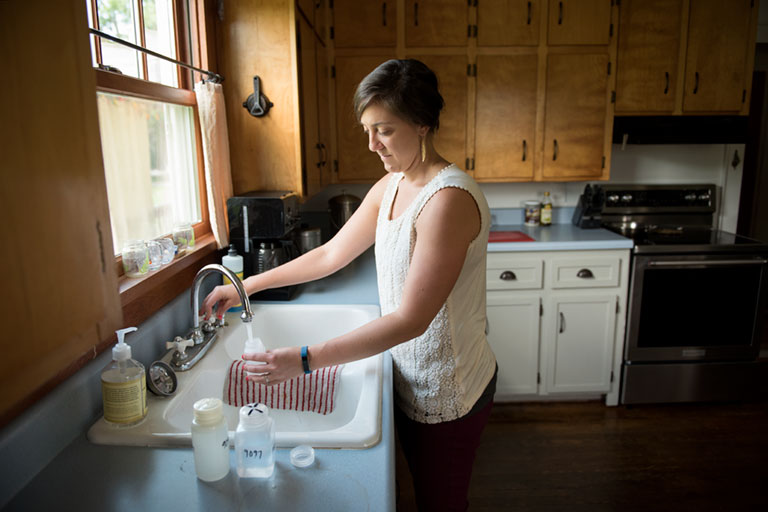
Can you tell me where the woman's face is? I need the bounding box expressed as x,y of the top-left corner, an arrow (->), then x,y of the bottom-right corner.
360,103 -> 427,174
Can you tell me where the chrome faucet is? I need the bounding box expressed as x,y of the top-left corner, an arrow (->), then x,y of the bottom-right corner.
158,264 -> 254,373
192,263 -> 254,328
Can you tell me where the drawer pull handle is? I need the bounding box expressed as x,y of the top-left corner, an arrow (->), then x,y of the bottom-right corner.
500,270 -> 517,281
577,268 -> 594,279
559,312 -> 566,333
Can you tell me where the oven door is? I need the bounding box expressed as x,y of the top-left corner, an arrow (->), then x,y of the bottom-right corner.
625,253 -> 767,362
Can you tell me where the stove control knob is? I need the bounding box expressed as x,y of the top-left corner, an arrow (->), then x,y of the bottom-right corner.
621,194 -> 633,203
607,194 -> 620,204
685,193 -> 697,201
698,193 -> 710,201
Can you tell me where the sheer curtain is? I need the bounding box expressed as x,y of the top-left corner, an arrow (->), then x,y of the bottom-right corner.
195,81 -> 233,249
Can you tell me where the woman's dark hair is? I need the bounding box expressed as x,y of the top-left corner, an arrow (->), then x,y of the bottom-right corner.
353,59 -> 444,131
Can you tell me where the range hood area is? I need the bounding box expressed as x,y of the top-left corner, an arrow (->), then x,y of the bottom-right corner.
612,116 -> 749,145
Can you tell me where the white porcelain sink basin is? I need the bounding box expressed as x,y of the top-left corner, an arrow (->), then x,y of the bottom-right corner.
88,303 -> 382,449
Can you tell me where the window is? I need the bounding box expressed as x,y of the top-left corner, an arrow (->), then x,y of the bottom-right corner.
85,0 -> 209,257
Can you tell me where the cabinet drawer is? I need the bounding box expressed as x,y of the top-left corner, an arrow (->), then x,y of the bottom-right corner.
487,255 -> 543,290
550,256 -> 620,288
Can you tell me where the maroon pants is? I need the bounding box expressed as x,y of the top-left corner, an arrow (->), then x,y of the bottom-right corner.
395,401 -> 494,511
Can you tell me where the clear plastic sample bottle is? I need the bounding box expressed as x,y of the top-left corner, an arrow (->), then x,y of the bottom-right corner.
191,398 -> 230,482
235,403 -> 275,478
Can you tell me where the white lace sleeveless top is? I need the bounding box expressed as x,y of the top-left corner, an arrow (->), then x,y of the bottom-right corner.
375,164 -> 497,423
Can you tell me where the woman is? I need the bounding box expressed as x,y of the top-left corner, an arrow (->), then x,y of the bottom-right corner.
202,59 -> 497,511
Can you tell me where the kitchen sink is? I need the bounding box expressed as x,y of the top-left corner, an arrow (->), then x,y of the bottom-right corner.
88,303 -> 382,449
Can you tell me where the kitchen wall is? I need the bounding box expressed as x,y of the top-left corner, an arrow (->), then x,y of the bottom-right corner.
302,143 -> 745,232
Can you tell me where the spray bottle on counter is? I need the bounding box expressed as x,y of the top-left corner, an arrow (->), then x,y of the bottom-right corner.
101,327 -> 147,427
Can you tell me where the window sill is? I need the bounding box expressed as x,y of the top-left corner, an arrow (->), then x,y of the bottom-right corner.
119,234 -> 221,327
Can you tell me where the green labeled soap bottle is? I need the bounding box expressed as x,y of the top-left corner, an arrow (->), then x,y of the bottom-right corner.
101,327 -> 147,427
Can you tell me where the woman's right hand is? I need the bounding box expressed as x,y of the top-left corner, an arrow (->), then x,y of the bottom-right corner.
200,284 -> 242,319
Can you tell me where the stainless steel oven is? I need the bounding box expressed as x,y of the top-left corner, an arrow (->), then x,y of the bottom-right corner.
575,183 -> 768,404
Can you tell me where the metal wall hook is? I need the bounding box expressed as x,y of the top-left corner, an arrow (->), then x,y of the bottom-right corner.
243,76 -> 274,117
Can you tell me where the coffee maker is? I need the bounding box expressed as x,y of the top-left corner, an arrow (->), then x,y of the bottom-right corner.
227,191 -> 300,300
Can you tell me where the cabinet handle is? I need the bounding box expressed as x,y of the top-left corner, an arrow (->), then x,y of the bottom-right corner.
693,71 -> 699,94
558,1 -> 563,25
316,142 -> 327,167
559,312 -> 566,333
500,270 -> 517,281
382,2 -> 387,26
527,1 -> 532,25
522,139 -> 527,162
553,139 -> 558,161
664,71 -> 669,94
414,2 -> 419,26
577,268 -> 594,279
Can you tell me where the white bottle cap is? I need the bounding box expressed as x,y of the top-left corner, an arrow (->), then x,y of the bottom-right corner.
113,327 -> 138,361
239,403 -> 270,427
194,398 -> 224,426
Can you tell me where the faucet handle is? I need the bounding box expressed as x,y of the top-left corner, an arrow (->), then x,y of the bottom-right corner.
166,337 -> 194,355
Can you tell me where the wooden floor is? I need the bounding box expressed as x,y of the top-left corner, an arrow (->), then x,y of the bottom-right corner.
395,399 -> 768,511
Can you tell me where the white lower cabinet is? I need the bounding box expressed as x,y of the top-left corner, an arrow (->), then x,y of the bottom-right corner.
486,293 -> 541,396
487,249 -> 629,406
543,294 -> 617,394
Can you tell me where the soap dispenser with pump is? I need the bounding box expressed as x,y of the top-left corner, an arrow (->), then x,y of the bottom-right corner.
101,327 -> 148,427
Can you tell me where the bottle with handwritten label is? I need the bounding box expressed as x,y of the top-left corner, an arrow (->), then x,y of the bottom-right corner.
235,403 -> 275,478
191,398 -> 230,482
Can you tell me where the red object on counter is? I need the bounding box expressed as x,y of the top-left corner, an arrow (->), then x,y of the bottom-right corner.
488,231 -> 535,243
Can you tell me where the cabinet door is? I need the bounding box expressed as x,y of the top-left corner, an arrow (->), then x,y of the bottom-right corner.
541,52 -> 610,180
314,0 -> 327,42
333,0 -> 396,48
544,295 -> 616,393
405,0 -> 468,47
477,0 -> 540,46
487,293 -> 541,397
548,0 -> 612,45
409,54 -> 468,171
474,54 -> 538,181
334,55 -> 395,182
683,0 -> 755,112
615,0 -> 683,113
316,38 -> 332,188
298,17 -> 322,196
0,0 -> 122,422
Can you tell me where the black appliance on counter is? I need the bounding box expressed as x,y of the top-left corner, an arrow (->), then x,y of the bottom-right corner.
575,183 -> 768,404
227,191 -> 300,300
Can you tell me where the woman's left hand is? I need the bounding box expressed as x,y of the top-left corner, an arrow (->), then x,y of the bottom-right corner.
244,346 -> 304,387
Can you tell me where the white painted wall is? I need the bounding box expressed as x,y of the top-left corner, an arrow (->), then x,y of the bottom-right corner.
303,144 -> 745,232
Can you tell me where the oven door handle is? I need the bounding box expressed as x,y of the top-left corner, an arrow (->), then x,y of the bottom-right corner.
647,259 -> 767,267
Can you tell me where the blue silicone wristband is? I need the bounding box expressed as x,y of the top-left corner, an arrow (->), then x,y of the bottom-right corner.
301,345 -> 311,374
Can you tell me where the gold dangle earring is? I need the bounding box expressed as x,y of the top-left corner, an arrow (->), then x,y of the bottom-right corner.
421,136 -> 426,163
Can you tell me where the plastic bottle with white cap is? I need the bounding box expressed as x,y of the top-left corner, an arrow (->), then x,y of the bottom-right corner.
191,398 -> 230,481
101,327 -> 147,427
235,403 -> 275,478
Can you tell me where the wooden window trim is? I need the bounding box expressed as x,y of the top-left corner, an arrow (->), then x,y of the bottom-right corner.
89,0 -> 219,328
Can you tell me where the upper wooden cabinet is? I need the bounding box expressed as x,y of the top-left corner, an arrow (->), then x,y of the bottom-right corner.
616,0 -> 757,115
474,54 -> 539,181
542,52 -> 611,180
334,55 -> 395,182
615,0 -> 683,113
219,0 -> 330,197
477,0 -> 541,46
409,54 -> 469,169
547,0 -> 612,45
405,0 -> 469,47
333,0 -> 396,48
683,0 -> 756,113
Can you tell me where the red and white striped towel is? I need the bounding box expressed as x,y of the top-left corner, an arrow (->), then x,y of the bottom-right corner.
223,360 -> 344,415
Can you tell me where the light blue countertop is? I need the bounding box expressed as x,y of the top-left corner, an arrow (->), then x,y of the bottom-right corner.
4,250 -> 395,512
489,224 -> 634,252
